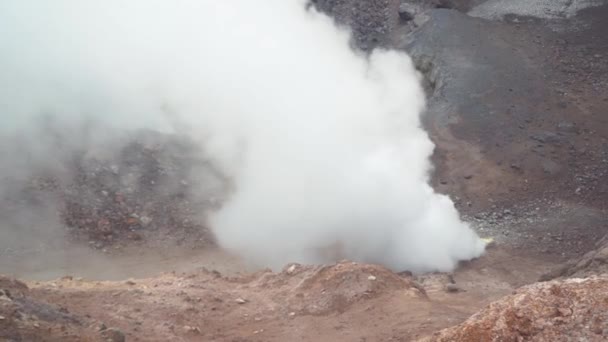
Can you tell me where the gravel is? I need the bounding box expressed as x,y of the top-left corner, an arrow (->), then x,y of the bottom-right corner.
469,0 -> 606,20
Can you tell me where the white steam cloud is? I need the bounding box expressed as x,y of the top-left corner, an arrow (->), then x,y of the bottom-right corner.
0,0 -> 485,273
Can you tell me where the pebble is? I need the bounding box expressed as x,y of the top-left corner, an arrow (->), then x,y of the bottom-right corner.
100,328 -> 125,342
183,326 -> 201,334
557,308 -> 572,317
446,284 -> 461,293
235,298 -> 247,304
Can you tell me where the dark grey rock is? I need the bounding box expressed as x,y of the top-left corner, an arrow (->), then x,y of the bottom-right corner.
530,131 -> 561,144
542,159 -> 561,175
398,3 -> 418,21
446,283 -> 461,292
310,0 -> 400,50
398,9 -> 548,148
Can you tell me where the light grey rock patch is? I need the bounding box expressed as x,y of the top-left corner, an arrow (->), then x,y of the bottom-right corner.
469,0 -> 606,20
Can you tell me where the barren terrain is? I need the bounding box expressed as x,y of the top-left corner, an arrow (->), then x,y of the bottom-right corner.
2,1 -> 608,341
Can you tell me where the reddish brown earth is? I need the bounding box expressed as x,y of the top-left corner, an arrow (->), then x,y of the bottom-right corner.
1,246 -> 558,342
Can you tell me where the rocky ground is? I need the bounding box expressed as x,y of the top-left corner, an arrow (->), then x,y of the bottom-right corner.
398,0 -> 608,259
2,0 -> 608,341
0,248 -> 559,342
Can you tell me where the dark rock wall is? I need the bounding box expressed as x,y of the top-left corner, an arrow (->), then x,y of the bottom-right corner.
310,0 -> 400,50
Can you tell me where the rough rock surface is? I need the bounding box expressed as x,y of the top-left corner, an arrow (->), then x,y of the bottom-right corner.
0,276 -> 94,341
395,7 -> 603,208
388,3 -> 608,258
469,0 -> 606,20
54,130 -> 222,248
0,129 -> 223,253
310,0 -> 400,49
422,276 -> 608,341
541,234 -> 608,281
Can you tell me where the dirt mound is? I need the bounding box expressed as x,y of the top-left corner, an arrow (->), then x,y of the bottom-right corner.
260,262 -> 425,315
422,276 -> 608,341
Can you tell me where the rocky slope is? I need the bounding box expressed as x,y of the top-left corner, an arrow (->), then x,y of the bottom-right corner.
541,234 -> 608,281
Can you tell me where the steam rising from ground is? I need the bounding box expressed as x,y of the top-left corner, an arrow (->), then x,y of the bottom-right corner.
0,0 -> 485,273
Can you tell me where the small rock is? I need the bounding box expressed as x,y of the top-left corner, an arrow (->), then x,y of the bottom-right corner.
557,121 -> 577,133
398,270 -> 413,277
286,264 -> 297,274
101,328 -> 125,342
139,216 -> 152,227
183,325 -> 201,334
398,3 -> 417,21
446,284 -> 461,293
542,160 -> 561,175
288,312 -> 296,317
125,280 -> 136,286
0,315 -> 5,320
235,298 -> 247,304
530,131 -> 560,144
557,308 -> 572,317
368,275 -> 377,281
